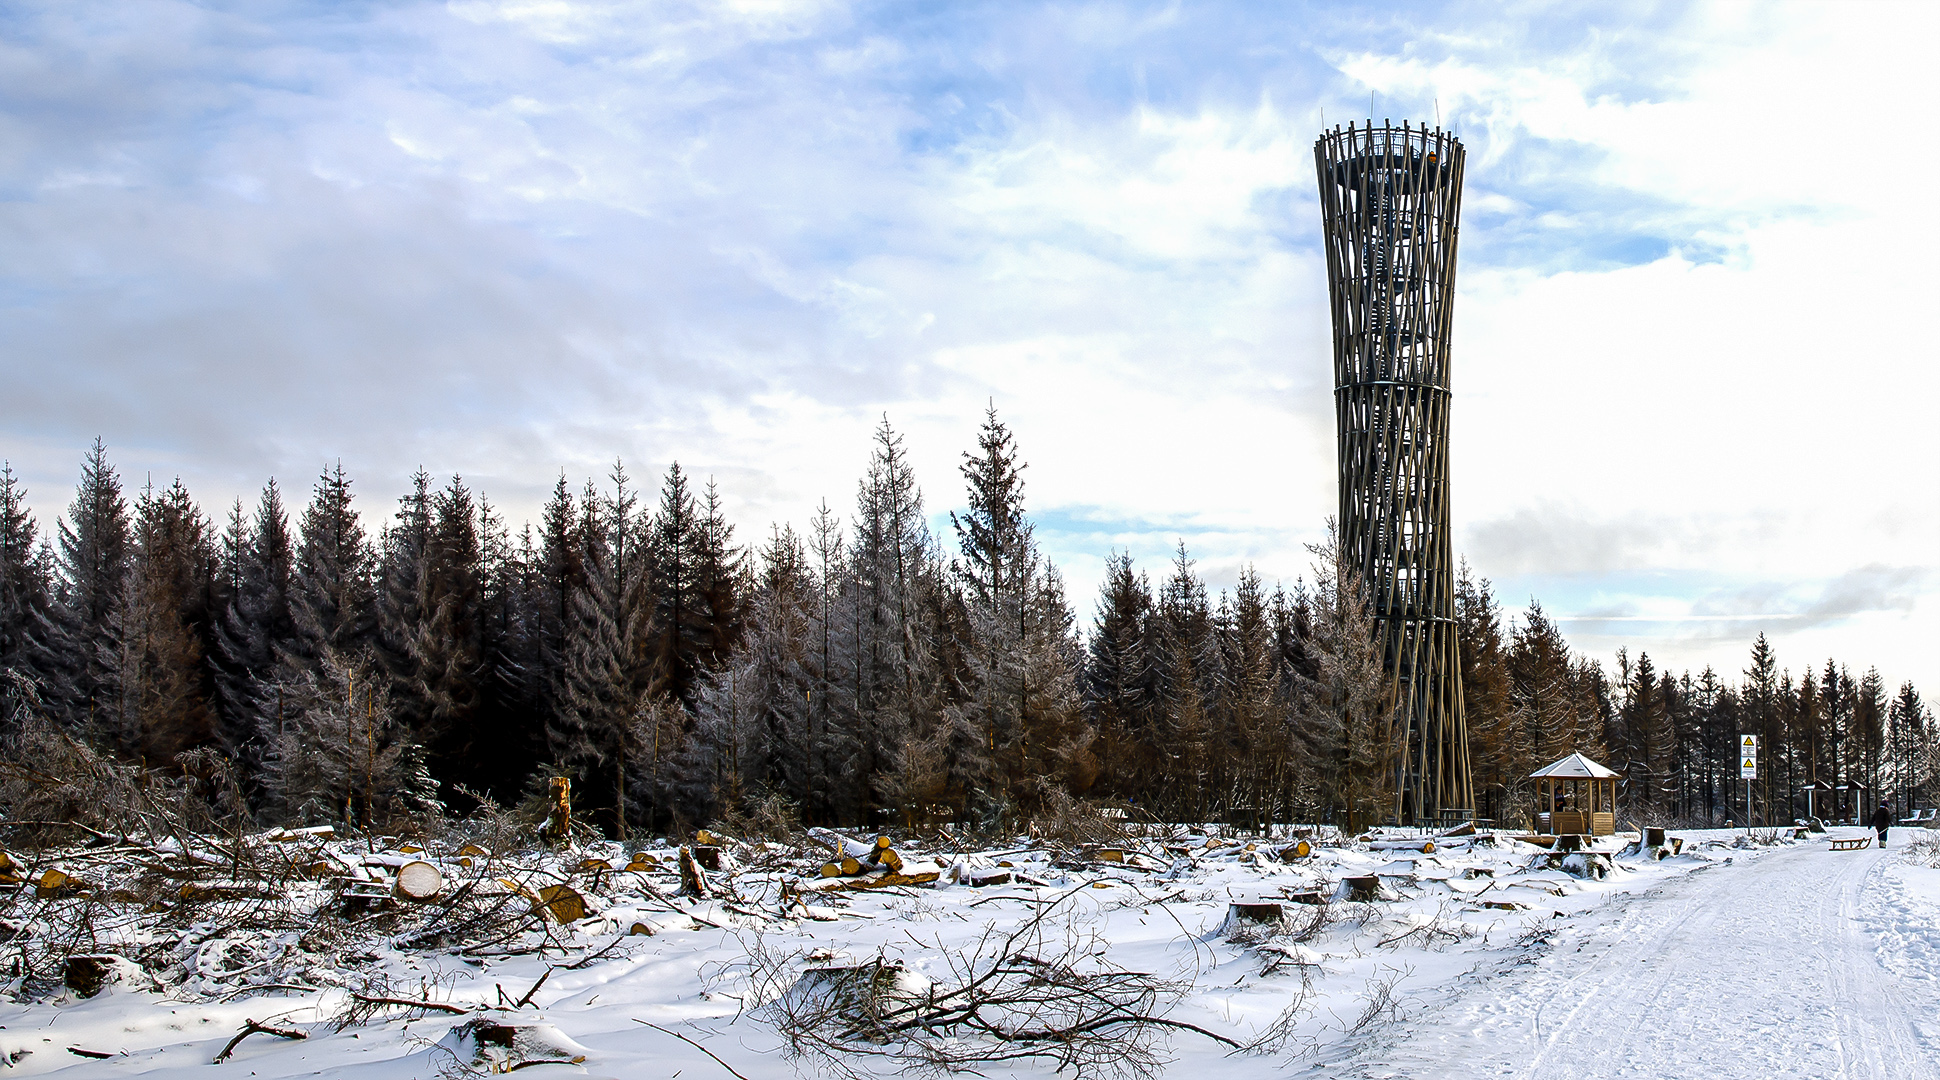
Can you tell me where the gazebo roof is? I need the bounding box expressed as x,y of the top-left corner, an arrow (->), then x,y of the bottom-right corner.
1529,752 -> 1617,780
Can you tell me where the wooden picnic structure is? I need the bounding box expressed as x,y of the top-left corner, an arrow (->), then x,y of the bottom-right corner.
1531,752 -> 1618,837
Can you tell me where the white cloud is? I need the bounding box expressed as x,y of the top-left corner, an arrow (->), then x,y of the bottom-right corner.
0,0 -> 1933,693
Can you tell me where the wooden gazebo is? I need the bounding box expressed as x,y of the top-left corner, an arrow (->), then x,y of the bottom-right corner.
1531,752 -> 1618,836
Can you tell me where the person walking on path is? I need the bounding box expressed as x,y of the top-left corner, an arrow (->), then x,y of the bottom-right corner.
1871,802 -> 1893,847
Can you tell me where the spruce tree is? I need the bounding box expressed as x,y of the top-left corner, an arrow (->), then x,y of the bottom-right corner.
693,525 -> 814,819
1217,566 -> 1284,822
1855,667 -> 1887,809
833,419 -> 942,823
374,470 -> 434,736
1294,525 -> 1395,828
55,439 -> 131,728
560,464 -> 654,836
1084,552 -> 1158,806
407,478 -> 488,794
805,499 -> 846,823
0,464 -> 62,726
263,648 -> 436,826
212,481 -> 296,769
529,475 -> 583,750
1887,682 -> 1932,810
945,406 -> 1085,819
105,479 -> 219,765
1455,563 -> 1517,820
284,464 -> 375,666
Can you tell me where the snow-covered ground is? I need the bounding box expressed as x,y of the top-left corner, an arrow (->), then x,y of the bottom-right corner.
1309,826 -> 1940,1080
4,825 -> 1935,1078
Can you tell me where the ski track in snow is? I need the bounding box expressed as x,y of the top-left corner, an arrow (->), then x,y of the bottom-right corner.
1314,831 -> 1940,1080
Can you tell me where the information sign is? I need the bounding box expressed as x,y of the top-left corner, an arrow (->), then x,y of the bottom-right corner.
1739,734 -> 1758,779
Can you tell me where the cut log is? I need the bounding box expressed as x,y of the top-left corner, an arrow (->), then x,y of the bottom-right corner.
578,858 -> 614,873
623,852 -> 658,872
691,846 -> 721,871
1285,890 -> 1327,906
395,861 -> 444,902
0,850 -> 19,885
809,828 -> 877,861
695,829 -> 718,846
843,871 -> 941,890
35,868 -> 87,899
1277,839 -> 1314,861
1090,847 -> 1125,863
1644,827 -> 1667,848
537,883 -> 588,923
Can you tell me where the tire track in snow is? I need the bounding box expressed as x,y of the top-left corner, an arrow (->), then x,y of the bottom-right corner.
1310,837 -> 1939,1080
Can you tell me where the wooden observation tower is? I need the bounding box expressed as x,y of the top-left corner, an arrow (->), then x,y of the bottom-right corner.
1314,120 -> 1474,825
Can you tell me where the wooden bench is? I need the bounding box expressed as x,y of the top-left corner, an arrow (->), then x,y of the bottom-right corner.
1830,837 -> 1871,851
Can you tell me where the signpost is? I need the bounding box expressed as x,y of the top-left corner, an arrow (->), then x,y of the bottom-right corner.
1740,735 -> 1758,830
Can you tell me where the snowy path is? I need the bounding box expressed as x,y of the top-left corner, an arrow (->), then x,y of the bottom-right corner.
1313,834 -> 1940,1080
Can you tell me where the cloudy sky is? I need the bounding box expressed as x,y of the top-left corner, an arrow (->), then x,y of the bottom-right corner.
2,0 -> 1935,693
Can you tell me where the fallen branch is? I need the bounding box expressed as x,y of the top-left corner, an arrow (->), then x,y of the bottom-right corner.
349,993 -> 469,1015
633,1019 -> 753,1080
513,967 -> 551,1009
214,1019 -> 308,1063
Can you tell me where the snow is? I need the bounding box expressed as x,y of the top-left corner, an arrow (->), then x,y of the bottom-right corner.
2,826 -> 1935,1078
1306,827 -> 1940,1080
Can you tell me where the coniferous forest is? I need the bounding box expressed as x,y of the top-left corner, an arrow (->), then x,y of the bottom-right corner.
0,410 -> 1932,836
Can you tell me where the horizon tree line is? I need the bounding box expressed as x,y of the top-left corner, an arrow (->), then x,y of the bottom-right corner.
0,417 -> 1931,833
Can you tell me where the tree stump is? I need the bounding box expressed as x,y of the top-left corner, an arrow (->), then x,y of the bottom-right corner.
65,955 -> 149,998
1342,875 -> 1382,902
678,846 -> 711,898
542,778 -> 572,843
